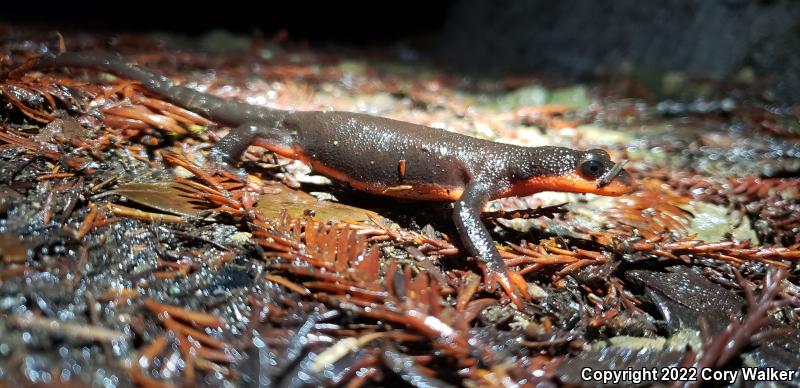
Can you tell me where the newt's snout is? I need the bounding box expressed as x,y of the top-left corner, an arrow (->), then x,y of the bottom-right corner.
593,168 -> 635,196
593,158 -> 635,195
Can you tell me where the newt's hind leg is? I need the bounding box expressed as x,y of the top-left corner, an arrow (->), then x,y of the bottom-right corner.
208,123 -> 296,178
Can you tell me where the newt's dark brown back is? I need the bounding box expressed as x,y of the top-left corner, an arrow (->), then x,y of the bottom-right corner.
284,111 -> 527,199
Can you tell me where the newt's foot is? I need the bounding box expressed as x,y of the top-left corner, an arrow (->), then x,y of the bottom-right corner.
479,263 -> 530,309
208,150 -> 248,181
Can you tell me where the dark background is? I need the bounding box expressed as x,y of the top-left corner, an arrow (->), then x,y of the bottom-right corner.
2,2 -> 455,44
4,0 -> 800,104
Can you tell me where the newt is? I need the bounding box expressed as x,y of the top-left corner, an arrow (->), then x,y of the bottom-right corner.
12,52 -> 635,306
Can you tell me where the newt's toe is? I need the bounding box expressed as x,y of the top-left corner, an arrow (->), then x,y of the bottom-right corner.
208,152 -> 247,181
481,264 -> 530,309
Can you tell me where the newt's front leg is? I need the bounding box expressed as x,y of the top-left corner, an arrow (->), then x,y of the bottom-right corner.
453,179 -> 530,308
208,122 -> 297,179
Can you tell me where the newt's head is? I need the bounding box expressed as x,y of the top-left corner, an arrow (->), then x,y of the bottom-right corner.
505,148 -> 635,198
568,148 -> 634,196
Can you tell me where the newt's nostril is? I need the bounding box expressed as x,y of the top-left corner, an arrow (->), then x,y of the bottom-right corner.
596,160 -> 628,188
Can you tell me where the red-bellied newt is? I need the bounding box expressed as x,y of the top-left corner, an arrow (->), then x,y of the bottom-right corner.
13,52 -> 635,307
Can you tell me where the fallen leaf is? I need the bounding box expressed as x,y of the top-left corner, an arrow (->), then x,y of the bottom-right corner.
257,183 -> 385,225
111,182 -> 212,217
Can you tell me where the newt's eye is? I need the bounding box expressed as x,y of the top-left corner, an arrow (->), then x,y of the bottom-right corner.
579,159 -> 603,179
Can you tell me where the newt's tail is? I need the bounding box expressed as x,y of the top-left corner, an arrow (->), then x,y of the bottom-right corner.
10,52 -> 284,126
